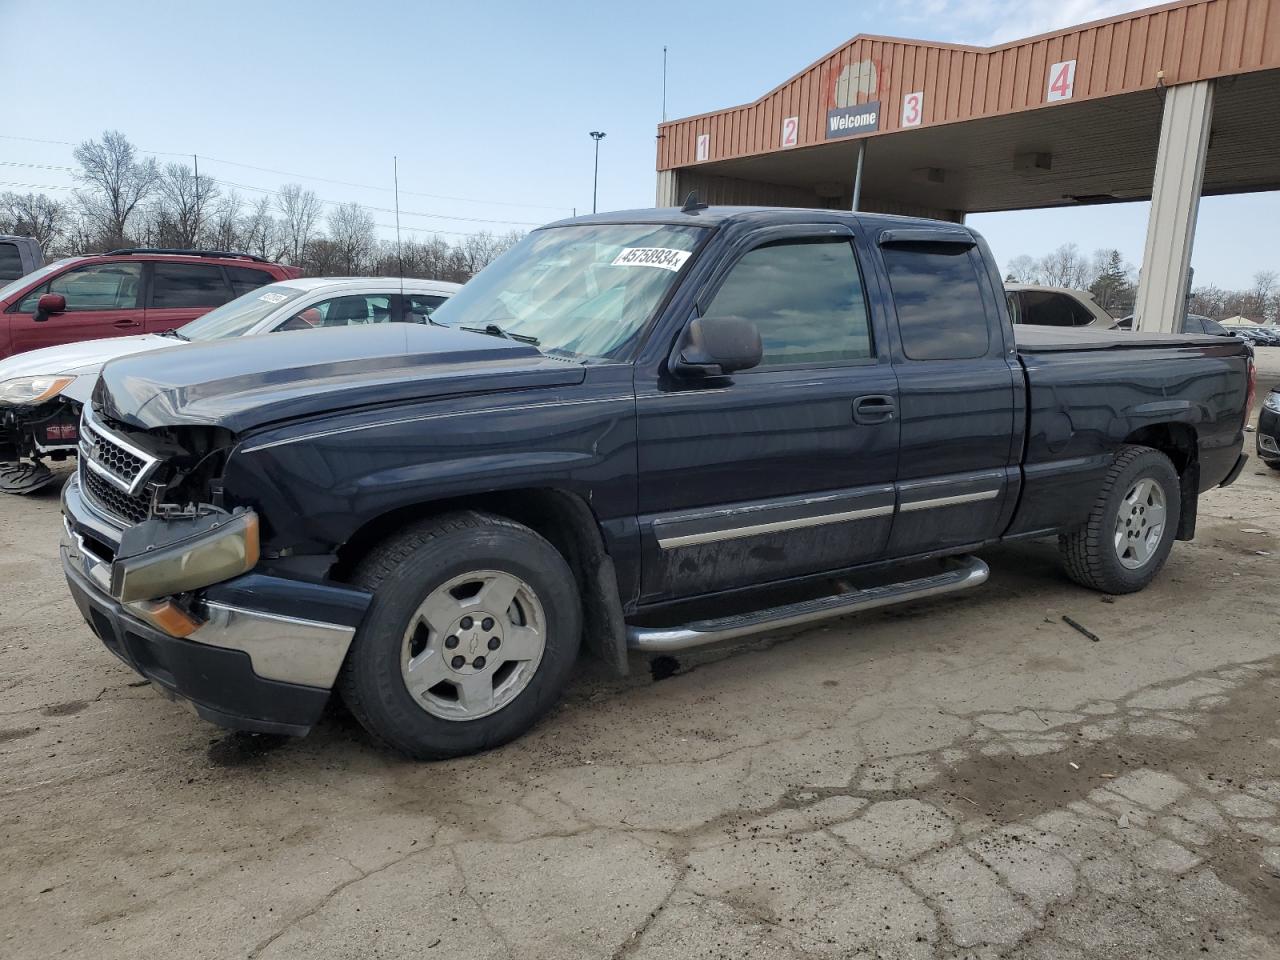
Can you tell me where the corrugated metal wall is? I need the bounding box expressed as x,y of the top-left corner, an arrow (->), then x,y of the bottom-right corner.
657,0 -> 1280,170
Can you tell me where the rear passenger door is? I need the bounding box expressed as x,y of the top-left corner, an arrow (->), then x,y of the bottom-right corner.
143,262 -> 237,332
876,232 -> 1018,556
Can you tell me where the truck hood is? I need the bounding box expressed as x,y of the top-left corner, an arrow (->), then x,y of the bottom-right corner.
94,324 -> 586,433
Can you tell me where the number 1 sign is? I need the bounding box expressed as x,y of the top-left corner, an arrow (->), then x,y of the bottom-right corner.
1046,60 -> 1076,102
696,133 -> 710,162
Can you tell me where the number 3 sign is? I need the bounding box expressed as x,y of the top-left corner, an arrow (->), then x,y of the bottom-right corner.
901,91 -> 924,128
1046,60 -> 1076,102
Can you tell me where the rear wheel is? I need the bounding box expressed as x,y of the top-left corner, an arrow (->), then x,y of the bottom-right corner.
0,459 -> 55,494
338,511 -> 581,760
1059,445 -> 1181,594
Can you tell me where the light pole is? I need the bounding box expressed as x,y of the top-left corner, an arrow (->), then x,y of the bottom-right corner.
589,131 -> 606,213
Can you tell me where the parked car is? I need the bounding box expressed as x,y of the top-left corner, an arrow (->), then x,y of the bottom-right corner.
1240,326 -> 1280,345
0,277 -> 459,493
1259,388 -> 1280,470
0,235 -> 43,284
1110,314 -> 1233,336
0,247 -> 302,362
61,207 -> 1252,760
1005,284 -> 1115,327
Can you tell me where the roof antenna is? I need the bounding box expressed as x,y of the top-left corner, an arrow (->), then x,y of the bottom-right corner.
681,190 -> 708,214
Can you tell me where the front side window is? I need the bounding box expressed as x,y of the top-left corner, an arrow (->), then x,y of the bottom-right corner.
883,244 -> 991,360
280,294 -> 394,329
431,223 -> 706,360
17,262 -> 143,312
151,263 -> 234,308
404,293 -> 448,323
702,238 -> 872,368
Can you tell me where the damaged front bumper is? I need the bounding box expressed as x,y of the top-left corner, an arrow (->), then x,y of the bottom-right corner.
61,475 -> 370,736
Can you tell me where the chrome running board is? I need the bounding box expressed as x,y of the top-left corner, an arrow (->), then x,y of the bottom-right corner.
626,555 -> 989,652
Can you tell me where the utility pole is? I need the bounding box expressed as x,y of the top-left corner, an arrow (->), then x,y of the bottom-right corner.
589,131 -> 606,214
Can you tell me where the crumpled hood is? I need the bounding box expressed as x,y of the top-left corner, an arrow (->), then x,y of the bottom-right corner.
95,324 -> 585,433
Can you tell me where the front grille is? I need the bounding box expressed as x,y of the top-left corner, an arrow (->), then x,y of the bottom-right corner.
82,421 -> 147,488
82,464 -> 151,525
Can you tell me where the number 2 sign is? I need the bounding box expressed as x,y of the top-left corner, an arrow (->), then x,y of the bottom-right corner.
901,91 -> 924,128
781,116 -> 799,148
1046,60 -> 1076,102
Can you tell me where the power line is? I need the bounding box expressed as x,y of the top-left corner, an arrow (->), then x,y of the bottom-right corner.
0,133 -> 570,212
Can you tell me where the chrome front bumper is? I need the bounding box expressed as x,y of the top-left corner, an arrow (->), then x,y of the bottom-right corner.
62,476 -> 367,691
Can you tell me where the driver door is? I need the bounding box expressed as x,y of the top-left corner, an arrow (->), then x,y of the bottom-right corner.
9,262 -> 144,353
634,225 -> 900,603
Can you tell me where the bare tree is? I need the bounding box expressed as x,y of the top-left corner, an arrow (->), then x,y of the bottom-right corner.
1004,254 -> 1040,283
155,163 -> 218,248
0,191 -> 71,251
324,201 -> 378,275
1038,242 -> 1090,288
204,190 -> 245,252
72,130 -> 160,248
1248,270 -> 1278,322
277,183 -> 321,266
241,194 -> 282,261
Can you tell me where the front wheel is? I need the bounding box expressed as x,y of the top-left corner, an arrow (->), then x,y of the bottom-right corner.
338,511 -> 582,760
1059,445 -> 1181,594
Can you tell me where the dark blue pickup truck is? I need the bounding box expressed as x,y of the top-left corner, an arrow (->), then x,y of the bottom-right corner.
60,206 -> 1254,759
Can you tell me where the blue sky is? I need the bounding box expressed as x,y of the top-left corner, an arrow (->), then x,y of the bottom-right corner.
0,0 -> 1272,288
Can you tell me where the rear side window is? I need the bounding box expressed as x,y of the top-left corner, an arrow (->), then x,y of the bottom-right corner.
1202,318 -> 1229,336
1019,290 -> 1094,327
0,243 -> 23,283
151,263 -> 234,308
227,265 -> 277,296
883,244 -> 990,360
703,238 -> 872,368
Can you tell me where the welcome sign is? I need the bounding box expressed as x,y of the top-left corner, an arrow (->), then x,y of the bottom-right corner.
825,101 -> 880,140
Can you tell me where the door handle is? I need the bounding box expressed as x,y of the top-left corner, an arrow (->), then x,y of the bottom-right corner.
852,395 -> 896,424
112,319 -> 140,328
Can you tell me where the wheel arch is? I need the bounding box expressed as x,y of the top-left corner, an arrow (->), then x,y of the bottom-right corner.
331,487 -> 629,676
1120,422 -> 1199,540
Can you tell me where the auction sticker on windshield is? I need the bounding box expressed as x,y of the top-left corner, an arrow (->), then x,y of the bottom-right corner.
611,248 -> 691,272
258,292 -> 288,303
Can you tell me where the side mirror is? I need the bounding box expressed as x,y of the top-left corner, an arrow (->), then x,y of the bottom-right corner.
672,316 -> 763,377
34,293 -> 66,322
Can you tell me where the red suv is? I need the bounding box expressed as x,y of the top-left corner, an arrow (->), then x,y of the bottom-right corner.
0,248 -> 302,359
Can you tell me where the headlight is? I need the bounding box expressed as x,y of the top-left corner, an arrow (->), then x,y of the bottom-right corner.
111,511 -> 260,603
0,375 -> 76,405
1265,392 -> 1280,414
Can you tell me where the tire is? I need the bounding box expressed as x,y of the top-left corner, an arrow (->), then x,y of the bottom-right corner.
1058,445 -> 1181,594
338,510 -> 581,760
1266,459 -> 1280,472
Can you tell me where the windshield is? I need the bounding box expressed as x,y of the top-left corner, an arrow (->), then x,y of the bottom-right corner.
177,284 -> 307,341
431,223 -> 706,360
0,259 -> 75,303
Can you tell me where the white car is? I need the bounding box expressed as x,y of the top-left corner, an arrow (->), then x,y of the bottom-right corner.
1004,284 -> 1117,328
0,276 -> 460,493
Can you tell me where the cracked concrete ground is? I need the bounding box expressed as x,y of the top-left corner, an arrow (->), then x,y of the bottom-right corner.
2,355 -> 1279,959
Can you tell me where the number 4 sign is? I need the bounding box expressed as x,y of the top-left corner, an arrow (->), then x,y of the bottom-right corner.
901,91 -> 924,128
781,116 -> 799,148
1047,60 -> 1076,102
